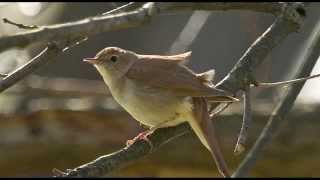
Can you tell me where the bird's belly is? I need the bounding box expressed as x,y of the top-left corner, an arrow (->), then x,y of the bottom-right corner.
123,101 -> 180,127
111,80 -> 193,127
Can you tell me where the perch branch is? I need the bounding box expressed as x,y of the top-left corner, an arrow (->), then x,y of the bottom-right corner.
57,124 -> 191,177
232,16 -> 320,177
59,2 -> 306,177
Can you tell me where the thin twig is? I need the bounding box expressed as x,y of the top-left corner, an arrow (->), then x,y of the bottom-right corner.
253,73 -> 320,88
102,2 -> 139,16
209,102 -> 231,118
52,168 -> 67,177
232,14 -> 320,177
59,3 -> 305,177
2,18 -> 39,29
234,87 -> 252,155
0,73 -> 8,78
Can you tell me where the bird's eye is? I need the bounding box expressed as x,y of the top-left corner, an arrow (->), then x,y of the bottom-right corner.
110,55 -> 118,62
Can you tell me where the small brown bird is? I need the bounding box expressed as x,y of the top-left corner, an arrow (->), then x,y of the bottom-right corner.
83,47 -> 238,177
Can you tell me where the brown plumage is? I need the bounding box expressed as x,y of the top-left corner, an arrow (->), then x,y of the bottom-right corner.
83,47 -> 236,177
127,55 -> 230,98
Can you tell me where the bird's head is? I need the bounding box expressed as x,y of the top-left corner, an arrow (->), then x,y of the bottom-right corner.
83,47 -> 137,85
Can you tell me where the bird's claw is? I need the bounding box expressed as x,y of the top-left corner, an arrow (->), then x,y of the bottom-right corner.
126,131 -> 154,151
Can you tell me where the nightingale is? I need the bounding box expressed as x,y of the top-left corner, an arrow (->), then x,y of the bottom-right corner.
83,47 -> 238,177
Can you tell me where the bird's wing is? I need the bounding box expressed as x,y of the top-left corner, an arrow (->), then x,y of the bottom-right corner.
189,97 -> 230,177
137,51 -> 191,65
125,59 -> 229,98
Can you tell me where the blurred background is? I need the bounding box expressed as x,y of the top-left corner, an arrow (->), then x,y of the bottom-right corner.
0,2 -> 319,177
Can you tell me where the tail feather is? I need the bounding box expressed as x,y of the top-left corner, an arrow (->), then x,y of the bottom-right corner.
190,97 -> 230,177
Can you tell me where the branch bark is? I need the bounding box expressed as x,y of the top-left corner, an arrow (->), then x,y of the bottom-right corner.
0,2 -> 289,53
0,44 -> 61,93
234,87 -> 252,155
232,16 -> 320,177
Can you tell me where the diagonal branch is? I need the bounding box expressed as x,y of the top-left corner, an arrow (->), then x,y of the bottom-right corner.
58,123 -> 191,177
58,3 -> 306,178
3,18 -> 39,29
102,2 -> 145,16
0,44 -> 61,93
3,75 -> 110,98
0,2 -> 290,53
232,15 -> 320,177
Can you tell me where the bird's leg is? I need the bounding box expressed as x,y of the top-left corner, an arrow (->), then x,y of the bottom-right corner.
126,121 -> 172,150
126,130 -> 153,149
126,125 -> 161,150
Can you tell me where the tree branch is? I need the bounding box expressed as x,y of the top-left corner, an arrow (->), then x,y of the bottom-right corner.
232,15 -> 320,177
0,2 -> 293,53
234,87 -> 252,155
216,4 -> 304,93
58,2 -> 306,178
59,123 -> 191,177
0,44 -> 61,93
3,75 -> 110,98
2,17 -> 39,29
102,2 -> 145,16
156,2 -> 285,15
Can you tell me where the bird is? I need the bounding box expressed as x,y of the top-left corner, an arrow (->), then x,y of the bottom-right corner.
83,47 -> 238,177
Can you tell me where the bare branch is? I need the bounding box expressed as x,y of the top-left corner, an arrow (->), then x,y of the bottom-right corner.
59,3 -> 306,178
157,2 -> 285,15
3,75 -> 110,98
232,15 -> 320,177
216,15 -> 304,93
0,44 -> 61,93
0,73 -> 8,78
0,2 -> 292,53
209,102 -> 231,118
102,2 -> 144,16
253,73 -> 320,88
2,18 -> 39,29
0,3 -> 155,52
234,87 -> 252,155
56,123 -> 190,177
52,168 -> 67,177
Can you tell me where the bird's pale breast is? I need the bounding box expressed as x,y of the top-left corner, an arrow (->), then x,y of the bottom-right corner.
110,78 -> 194,128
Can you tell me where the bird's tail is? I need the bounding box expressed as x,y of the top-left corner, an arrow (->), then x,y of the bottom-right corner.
188,97 -> 231,177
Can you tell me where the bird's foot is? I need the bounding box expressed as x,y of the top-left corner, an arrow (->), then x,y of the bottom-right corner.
126,131 -> 154,150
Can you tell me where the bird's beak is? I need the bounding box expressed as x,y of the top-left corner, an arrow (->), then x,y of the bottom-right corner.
83,57 -> 99,64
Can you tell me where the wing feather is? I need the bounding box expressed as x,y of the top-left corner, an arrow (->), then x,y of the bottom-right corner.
126,59 -> 227,97
137,51 -> 191,65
